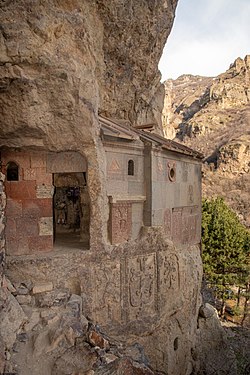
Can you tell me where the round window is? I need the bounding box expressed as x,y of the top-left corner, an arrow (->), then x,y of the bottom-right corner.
168,163 -> 176,182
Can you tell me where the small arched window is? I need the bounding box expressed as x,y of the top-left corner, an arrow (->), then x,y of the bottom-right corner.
7,161 -> 19,181
128,159 -> 134,176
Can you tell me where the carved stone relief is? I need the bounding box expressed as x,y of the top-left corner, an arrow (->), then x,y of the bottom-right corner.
157,160 -> 163,174
47,152 -> 87,173
107,158 -> 123,179
109,159 -> 121,172
158,253 -> 180,313
110,202 -> 132,244
127,254 -> 157,320
93,262 -> 121,325
90,248 -> 183,329
172,206 -> 200,245
36,185 -> 54,199
164,208 -> 171,237
23,168 -> 36,181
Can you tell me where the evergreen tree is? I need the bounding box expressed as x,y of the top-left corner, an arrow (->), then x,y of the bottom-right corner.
202,197 -> 250,317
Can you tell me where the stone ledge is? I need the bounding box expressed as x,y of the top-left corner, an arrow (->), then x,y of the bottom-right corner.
108,195 -> 146,203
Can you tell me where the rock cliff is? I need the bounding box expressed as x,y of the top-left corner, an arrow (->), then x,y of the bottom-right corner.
0,0 -> 178,152
0,2 -> 246,374
163,55 -> 250,226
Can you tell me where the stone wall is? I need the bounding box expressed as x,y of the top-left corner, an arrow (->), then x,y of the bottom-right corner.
105,141 -> 145,243
6,228 -> 203,374
0,169 -> 6,286
0,157 -> 27,373
1,149 -> 93,255
105,139 -> 202,247
149,150 -> 201,245
1,150 -> 54,255
0,159 -> 6,372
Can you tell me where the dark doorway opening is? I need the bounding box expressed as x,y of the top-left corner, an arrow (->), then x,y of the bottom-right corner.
53,172 -> 90,250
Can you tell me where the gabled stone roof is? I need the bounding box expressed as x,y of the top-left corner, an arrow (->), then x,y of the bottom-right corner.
99,115 -> 203,159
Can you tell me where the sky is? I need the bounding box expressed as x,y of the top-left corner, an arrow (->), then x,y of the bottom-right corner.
158,0 -> 250,81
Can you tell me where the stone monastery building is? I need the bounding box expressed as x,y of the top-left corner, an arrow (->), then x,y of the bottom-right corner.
0,116 -> 203,374
2,116 -> 202,256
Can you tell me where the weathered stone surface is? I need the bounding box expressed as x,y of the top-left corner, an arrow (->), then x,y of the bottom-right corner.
40,309 -> 60,326
67,293 -> 83,316
38,217 -> 53,236
7,291 -> 243,375
3,276 -> 16,293
0,0 -> 178,154
16,294 -> 32,305
104,353 -> 118,364
121,343 -> 149,366
88,330 -> 110,350
95,357 -> 155,375
32,282 -> 53,294
199,303 -> 216,319
35,289 -> 69,307
16,285 -> 30,295
0,336 -> 5,374
24,310 -> 40,332
6,229 -> 203,374
52,344 -> 97,375
0,293 -> 27,349
0,170 -> 6,373
194,307 -> 238,375
48,325 -> 77,351
33,329 -> 50,357
0,174 -> 6,293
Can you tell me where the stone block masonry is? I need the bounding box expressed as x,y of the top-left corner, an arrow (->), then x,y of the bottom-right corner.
1,151 -> 53,255
0,171 -> 6,285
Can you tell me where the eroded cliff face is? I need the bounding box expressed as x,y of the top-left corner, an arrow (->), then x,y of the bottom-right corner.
0,0 -> 179,267
163,56 -> 250,226
0,0 -> 178,152
4,230 -> 203,375
96,0 -> 178,128
0,0 -> 103,150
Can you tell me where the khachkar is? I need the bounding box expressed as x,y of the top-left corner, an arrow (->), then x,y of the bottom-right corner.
91,244 -> 182,329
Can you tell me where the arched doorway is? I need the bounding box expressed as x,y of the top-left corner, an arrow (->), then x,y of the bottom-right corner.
47,151 -> 90,250
53,172 -> 90,249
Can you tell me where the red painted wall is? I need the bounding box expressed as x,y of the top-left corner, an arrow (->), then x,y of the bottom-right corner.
2,151 -> 53,255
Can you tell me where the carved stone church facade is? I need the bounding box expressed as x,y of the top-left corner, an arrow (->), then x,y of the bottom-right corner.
1,116 -> 203,373
2,116 -> 202,256
102,116 -> 202,247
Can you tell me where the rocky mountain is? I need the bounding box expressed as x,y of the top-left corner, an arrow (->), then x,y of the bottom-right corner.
163,55 -> 250,227
1,3 -> 249,374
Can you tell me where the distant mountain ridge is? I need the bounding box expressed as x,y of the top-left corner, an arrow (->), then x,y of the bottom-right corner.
163,55 -> 250,227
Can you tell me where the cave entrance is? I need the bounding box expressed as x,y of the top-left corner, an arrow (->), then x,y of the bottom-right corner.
53,172 -> 90,250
